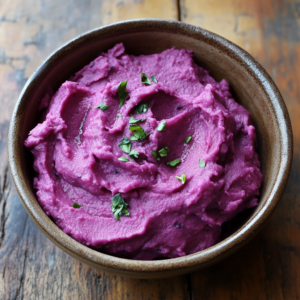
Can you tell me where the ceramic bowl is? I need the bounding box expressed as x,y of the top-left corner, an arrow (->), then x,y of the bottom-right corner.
8,19 -> 293,278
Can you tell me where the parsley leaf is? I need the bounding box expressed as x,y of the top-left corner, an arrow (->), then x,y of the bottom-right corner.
158,146 -> 169,157
141,73 -> 152,85
184,136 -> 192,144
152,150 -> 160,161
135,103 -> 150,114
151,75 -> 157,83
129,124 -> 150,142
118,81 -> 129,108
111,193 -> 130,221
157,120 -> 166,131
117,113 -> 123,118
119,137 -> 131,153
199,159 -> 206,168
72,202 -> 81,209
118,157 -> 129,162
129,114 -> 146,124
129,150 -> 139,160
167,159 -> 181,167
175,173 -> 186,184
93,101 -> 109,111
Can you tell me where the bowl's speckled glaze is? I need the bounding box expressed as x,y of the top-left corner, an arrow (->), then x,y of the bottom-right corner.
8,19 -> 293,278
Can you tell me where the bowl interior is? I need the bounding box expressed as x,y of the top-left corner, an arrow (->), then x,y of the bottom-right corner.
10,20 -> 290,277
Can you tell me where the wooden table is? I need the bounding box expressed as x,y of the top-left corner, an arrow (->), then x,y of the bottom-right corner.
0,0 -> 299,298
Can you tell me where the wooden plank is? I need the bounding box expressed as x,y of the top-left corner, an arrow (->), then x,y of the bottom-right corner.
180,0 -> 300,298
0,0 -> 190,299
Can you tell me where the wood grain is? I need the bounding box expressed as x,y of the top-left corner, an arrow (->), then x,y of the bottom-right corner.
1,0 -> 300,298
180,0 -> 300,298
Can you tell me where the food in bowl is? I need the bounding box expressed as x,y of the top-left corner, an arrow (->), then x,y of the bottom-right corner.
24,43 -> 263,260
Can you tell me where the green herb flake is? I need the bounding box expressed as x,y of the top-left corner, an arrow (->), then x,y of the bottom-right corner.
118,81 -> 129,108
152,150 -> 160,161
117,113 -> 123,118
141,73 -> 152,85
167,159 -> 181,167
72,202 -> 81,209
175,173 -> 186,184
129,150 -> 139,160
118,157 -> 129,162
119,137 -> 131,153
157,120 -> 166,131
184,136 -> 192,144
93,101 -> 109,111
199,159 -> 206,168
129,114 -> 146,124
135,103 -> 150,114
111,193 -> 130,221
129,124 -> 150,142
158,146 -> 169,157
151,75 -> 157,83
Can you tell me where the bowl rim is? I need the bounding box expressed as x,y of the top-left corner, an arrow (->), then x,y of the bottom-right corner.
8,18 -> 293,275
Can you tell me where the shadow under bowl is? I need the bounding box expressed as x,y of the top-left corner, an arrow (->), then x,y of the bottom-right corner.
8,19 -> 293,278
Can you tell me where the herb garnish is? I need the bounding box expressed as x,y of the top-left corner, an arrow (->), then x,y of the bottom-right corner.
167,159 -> 181,167
199,159 -> 206,168
151,75 -> 157,83
157,120 -> 166,131
119,137 -> 131,153
129,114 -> 146,124
158,146 -> 169,157
93,101 -> 109,111
118,81 -> 129,108
129,150 -> 139,160
117,113 -> 123,118
111,193 -> 130,221
152,150 -> 160,161
141,73 -> 152,85
118,157 -> 129,162
135,103 -> 150,114
129,124 -> 150,142
72,202 -> 81,209
184,136 -> 192,144
175,173 -> 186,184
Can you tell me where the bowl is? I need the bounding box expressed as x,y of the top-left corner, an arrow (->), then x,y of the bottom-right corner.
8,19 -> 293,278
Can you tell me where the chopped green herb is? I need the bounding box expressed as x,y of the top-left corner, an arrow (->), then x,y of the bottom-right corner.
119,137 -> 131,153
111,193 -> 130,221
118,81 -> 129,108
157,120 -> 166,131
175,173 -> 186,184
184,136 -> 192,144
129,124 -> 150,142
118,157 -> 129,162
129,124 -> 141,131
167,159 -> 181,167
93,101 -> 109,111
199,159 -> 206,168
152,150 -> 160,161
158,146 -> 169,157
151,75 -> 157,83
141,73 -> 152,85
72,202 -> 81,209
129,150 -> 139,160
129,114 -> 146,124
135,103 -> 150,114
117,113 -> 123,118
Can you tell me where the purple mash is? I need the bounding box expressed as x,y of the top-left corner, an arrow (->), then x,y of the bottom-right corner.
25,43 -> 263,260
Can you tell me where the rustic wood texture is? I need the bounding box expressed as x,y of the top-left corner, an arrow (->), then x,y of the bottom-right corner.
0,0 -> 299,299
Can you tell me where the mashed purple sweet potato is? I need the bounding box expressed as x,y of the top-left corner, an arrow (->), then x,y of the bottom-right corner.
25,43 -> 262,260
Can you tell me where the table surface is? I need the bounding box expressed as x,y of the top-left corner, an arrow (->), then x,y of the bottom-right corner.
0,0 -> 299,299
